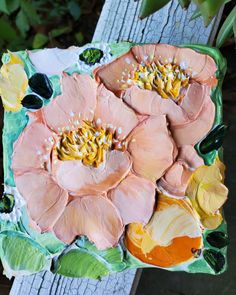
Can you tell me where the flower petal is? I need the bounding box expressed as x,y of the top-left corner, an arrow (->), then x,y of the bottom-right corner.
42,73 -> 97,133
12,121 -> 55,173
170,96 -> 215,146
28,47 -> 78,75
54,150 -> 132,195
175,47 -> 217,86
128,116 -> 176,182
94,51 -> 138,96
158,145 -> 204,197
154,44 -> 178,64
0,63 -> 28,112
53,195 -> 123,249
15,170 -> 68,232
108,174 -> 156,225
94,85 -> 139,138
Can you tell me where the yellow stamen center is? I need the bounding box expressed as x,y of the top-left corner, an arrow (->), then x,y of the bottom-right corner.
129,61 -> 189,101
57,121 -> 124,167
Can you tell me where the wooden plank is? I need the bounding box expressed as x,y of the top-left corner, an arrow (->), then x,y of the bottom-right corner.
93,0 -> 222,45
10,1 -> 223,294
10,269 -> 137,295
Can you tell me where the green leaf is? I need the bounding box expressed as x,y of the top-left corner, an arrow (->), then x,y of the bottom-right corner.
203,249 -> 226,274
55,249 -> 110,279
32,33 -> 49,49
0,17 -> 17,41
68,0 -> 81,21
6,0 -> 20,13
216,5 -> 236,48
233,17 -> 236,45
139,0 -> 171,19
199,124 -> 228,154
0,0 -> 10,14
75,32 -> 84,44
79,48 -> 104,65
0,231 -> 48,274
206,231 -> 229,249
20,0 -> 41,25
193,0 -> 231,27
190,8 -> 202,21
76,236 -> 126,272
178,0 -> 190,9
0,194 -> 15,213
50,26 -> 71,38
16,9 -> 29,37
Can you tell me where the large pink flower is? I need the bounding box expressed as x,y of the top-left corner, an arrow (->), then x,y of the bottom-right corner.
95,44 -> 216,147
12,73 -> 177,250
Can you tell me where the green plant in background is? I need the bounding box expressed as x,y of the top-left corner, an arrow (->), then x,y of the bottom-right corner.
0,0 -> 82,51
138,0 -> 236,47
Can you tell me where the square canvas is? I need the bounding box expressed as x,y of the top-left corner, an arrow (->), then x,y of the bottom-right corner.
0,42 -> 228,279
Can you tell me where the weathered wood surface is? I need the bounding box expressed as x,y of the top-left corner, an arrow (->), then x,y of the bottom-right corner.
10,0 -> 223,294
10,269 -> 137,295
93,0 -> 222,45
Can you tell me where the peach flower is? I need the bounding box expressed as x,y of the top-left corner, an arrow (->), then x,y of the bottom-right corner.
12,73 -> 178,250
95,44 -> 216,196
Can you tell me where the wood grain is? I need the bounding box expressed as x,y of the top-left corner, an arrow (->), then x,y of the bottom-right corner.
93,0 -> 222,45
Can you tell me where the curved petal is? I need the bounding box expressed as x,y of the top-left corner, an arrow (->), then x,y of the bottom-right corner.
128,116 -> 176,182
175,47 -> 217,86
28,47 -> 78,76
108,174 -> 156,225
54,150 -> 132,195
94,51 -> 138,96
12,121 -> 55,173
158,145 -> 204,197
154,44 -> 178,64
53,195 -> 123,249
170,96 -> 215,146
15,170 -> 68,232
131,44 -> 156,63
42,73 -> 97,133
94,85 -> 139,138
169,83 -> 208,124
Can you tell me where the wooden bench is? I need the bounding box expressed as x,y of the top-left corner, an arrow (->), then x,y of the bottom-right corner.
10,0 -> 223,294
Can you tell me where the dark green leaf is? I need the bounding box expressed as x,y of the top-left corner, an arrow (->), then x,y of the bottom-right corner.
0,0 -> 10,14
139,0 -> 171,19
0,194 -> 15,214
193,0 -> 231,27
50,26 -> 71,38
203,249 -> 225,273
178,0 -> 190,9
22,94 -> 43,109
20,0 -> 41,25
16,9 -> 29,37
190,8 -> 202,21
0,17 -> 17,41
6,0 -> 20,13
199,124 -> 228,154
79,48 -> 104,65
216,5 -> 236,48
29,73 -> 53,99
32,33 -> 48,49
68,0 -> 81,21
206,231 -> 229,249
75,32 -> 84,44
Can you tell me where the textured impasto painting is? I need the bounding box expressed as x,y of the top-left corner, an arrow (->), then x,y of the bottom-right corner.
0,42 -> 228,279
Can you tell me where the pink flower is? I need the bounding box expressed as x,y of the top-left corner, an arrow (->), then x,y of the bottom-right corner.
95,44 -> 216,146
95,44 -> 216,196
12,73 -> 176,250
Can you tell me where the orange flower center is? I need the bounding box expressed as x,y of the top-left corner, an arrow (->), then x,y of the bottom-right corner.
57,121 -> 126,167
129,62 -> 189,101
